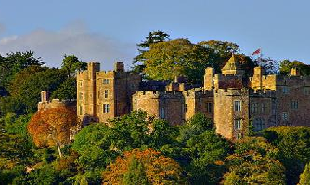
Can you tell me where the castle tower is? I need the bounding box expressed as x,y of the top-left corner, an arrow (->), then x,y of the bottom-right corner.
114,62 -> 124,72
290,68 -> 300,76
77,62 -> 100,123
77,61 -> 141,124
204,67 -> 214,90
213,88 -> 250,140
251,66 -> 264,90
221,54 -> 244,76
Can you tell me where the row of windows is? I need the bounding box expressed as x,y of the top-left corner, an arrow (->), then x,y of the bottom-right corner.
235,118 -> 266,132
79,79 -> 112,87
79,91 -> 110,100
282,86 -> 310,95
182,103 -> 212,113
251,103 -> 267,114
78,104 -> 111,116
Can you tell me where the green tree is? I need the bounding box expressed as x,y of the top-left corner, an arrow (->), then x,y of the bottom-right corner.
61,54 -> 86,78
0,51 -> 43,95
0,113 -> 34,170
177,113 -> 213,143
1,66 -> 67,114
299,162 -> 310,185
142,38 -> 213,83
51,77 -> 77,100
132,30 -> 170,74
223,137 -> 286,185
123,158 -> 149,185
72,111 -> 177,183
279,59 -> 310,75
264,126 -> 310,185
174,114 -> 230,184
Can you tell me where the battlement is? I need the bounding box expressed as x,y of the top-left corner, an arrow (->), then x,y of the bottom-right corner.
38,98 -> 76,111
133,90 -> 185,98
183,89 -> 213,97
250,89 -> 276,97
214,88 -> 248,96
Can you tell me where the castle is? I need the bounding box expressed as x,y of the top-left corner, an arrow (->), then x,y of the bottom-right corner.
39,55 -> 310,140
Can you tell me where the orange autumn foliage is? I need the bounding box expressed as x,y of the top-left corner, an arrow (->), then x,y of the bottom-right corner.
28,107 -> 78,148
102,148 -> 185,185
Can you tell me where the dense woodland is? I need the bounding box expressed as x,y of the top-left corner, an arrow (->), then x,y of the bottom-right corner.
1,31 -> 310,184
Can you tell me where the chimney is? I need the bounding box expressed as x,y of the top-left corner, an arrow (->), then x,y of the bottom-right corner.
41,91 -> 49,102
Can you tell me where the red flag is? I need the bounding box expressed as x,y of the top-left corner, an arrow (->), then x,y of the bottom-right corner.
252,48 -> 261,55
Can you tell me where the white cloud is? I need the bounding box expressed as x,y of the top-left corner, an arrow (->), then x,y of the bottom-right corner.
0,21 -> 136,70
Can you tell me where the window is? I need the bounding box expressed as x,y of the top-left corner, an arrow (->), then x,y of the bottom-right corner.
272,100 -> 277,114
103,79 -> 110,84
282,86 -> 289,94
261,103 -> 267,113
253,118 -> 265,132
206,102 -> 212,113
79,93 -> 83,100
291,100 -> 298,109
304,87 -> 310,95
79,105 -> 83,115
282,112 -> 288,121
251,103 -> 259,113
79,81 -> 83,87
234,101 -> 241,112
234,119 -> 242,130
104,90 -> 109,99
103,104 -> 110,113
160,108 -> 165,119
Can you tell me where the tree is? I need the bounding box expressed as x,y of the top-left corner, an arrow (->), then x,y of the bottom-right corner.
264,126 -> 310,185
122,158 -> 149,185
254,56 -> 279,74
142,38 -> 213,83
61,55 -> 86,78
72,123 -> 120,173
174,114 -> 230,184
177,113 -> 213,143
2,66 -> 67,114
279,59 -> 310,75
198,40 -> 240,72
72,111 -> 177,183
51,77 -> 77,100
184,131 -> 230,184
132,30 -> 170,74
299,162 -> 310,185
0,51 -> 43,94
28,107 -> 78,158
223,137 -> 286,185
102,148 -> 185,184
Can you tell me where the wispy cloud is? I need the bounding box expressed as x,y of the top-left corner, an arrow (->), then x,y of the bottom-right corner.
0,21 -> 136,69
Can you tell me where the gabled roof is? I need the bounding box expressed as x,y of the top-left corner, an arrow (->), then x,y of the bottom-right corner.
222,54 -> 240,72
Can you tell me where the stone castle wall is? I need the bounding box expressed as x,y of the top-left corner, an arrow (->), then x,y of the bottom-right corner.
69,56 -> 310,140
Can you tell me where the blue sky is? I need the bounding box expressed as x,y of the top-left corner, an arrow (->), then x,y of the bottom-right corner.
0,0 -> 309,69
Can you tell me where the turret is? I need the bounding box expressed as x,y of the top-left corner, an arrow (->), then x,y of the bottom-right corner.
114,62 -> 124,72
221,54 -> 244,76
290,68 -> 300,76
204,67 -> 214,90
